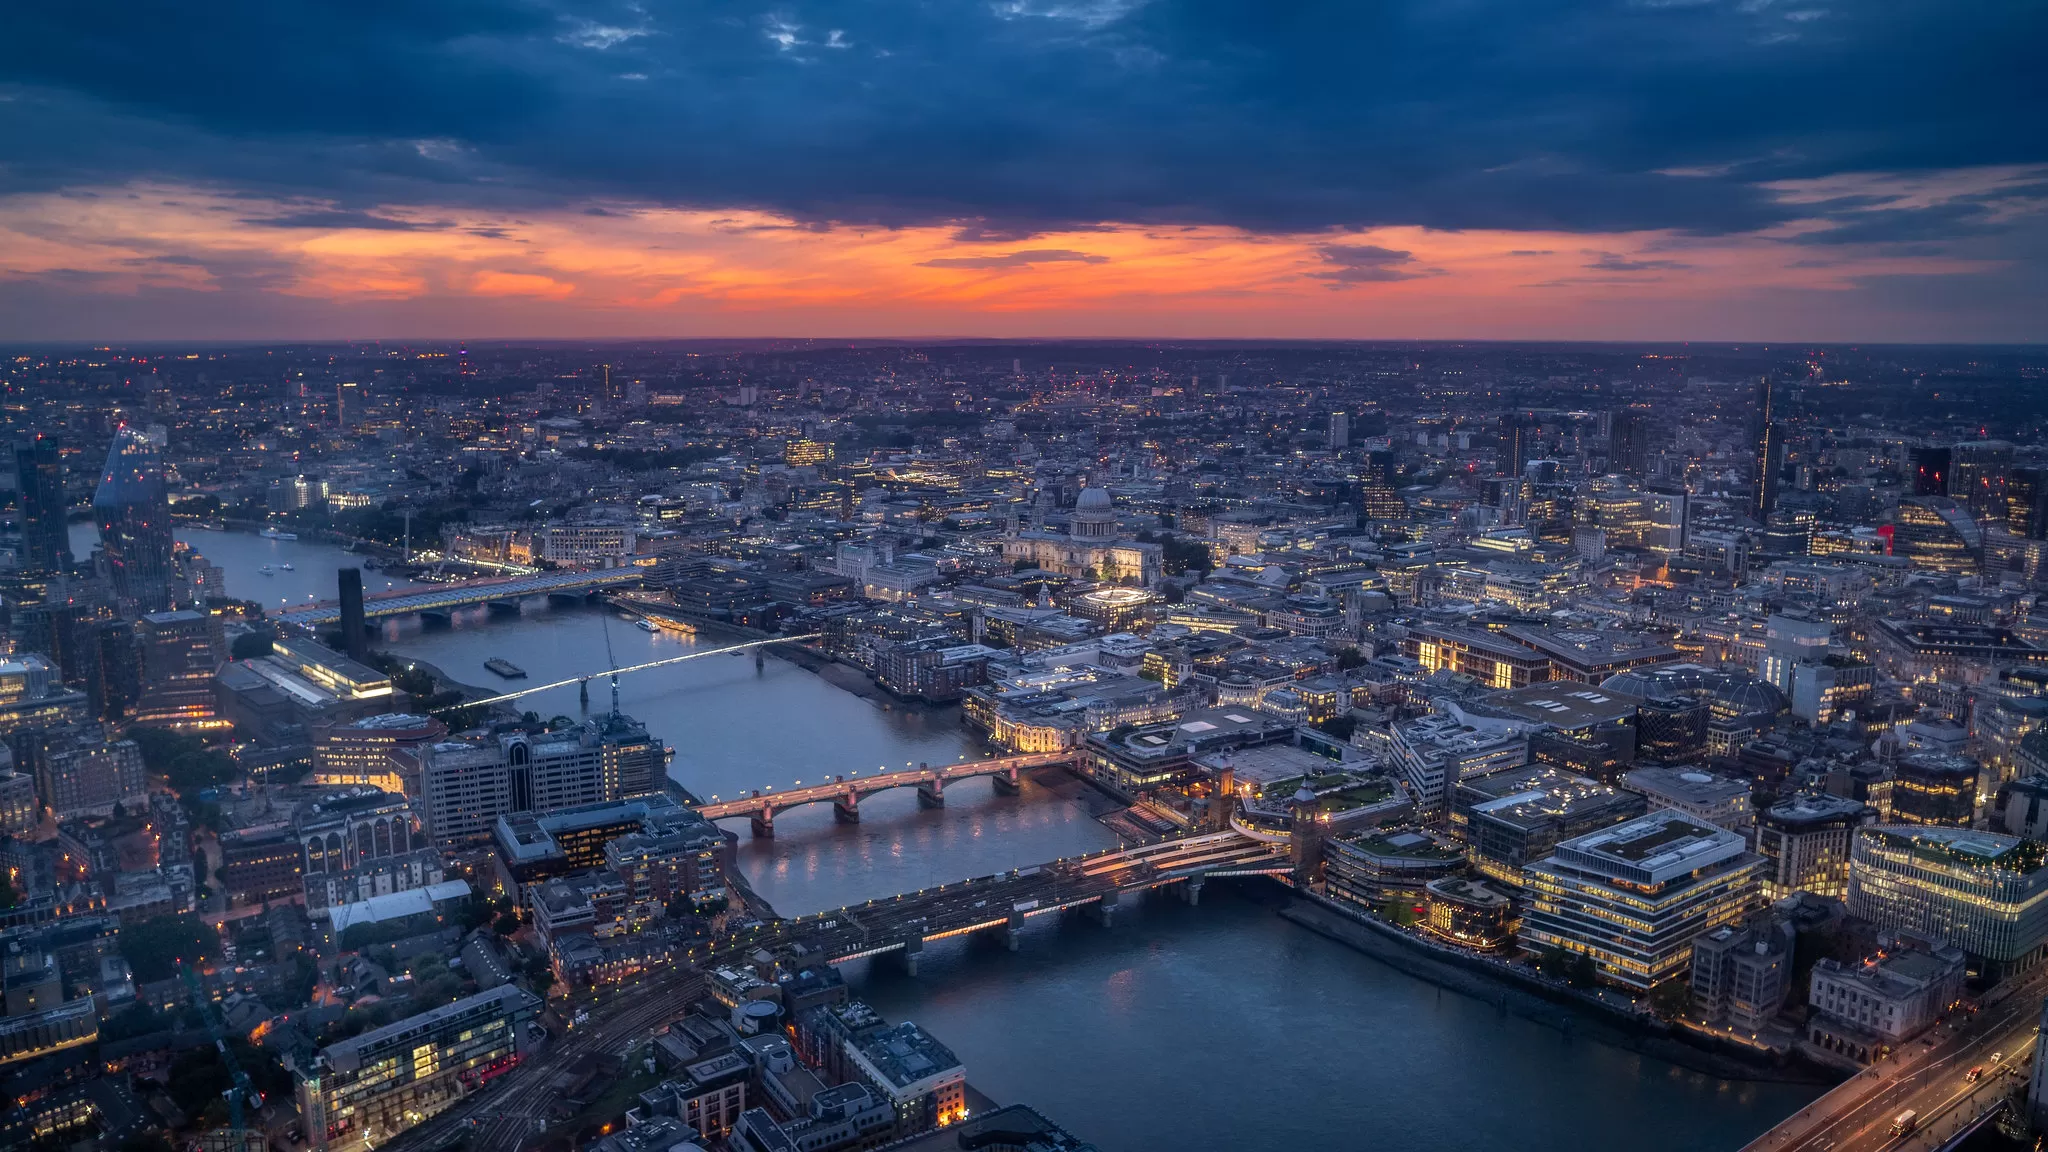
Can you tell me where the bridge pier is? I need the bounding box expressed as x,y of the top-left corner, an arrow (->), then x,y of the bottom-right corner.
1178,876 -> 1205,906
1088,896 -> 1117,928
991,763 -> 1022,796
917,773 -> 944,809
901,934 -> 923,976
751,807 -> 775,838
834,791 -> 861,824
1006,910 -> 1026,951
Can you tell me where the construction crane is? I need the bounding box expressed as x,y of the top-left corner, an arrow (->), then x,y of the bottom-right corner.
179,961 -> 264,1152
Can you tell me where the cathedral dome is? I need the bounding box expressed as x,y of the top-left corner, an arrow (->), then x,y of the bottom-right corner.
1070,488 -> 1118,540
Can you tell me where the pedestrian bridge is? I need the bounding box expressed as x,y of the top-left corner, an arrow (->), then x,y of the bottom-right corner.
275,567 -> 646,627
694,751 -> 1077,835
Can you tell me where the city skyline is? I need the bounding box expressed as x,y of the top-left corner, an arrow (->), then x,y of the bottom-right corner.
1,2 -> 2044,342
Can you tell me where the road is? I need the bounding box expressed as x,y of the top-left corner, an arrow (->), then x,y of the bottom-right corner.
383,969 -> 706,1152
1746,970 -> 2047,1152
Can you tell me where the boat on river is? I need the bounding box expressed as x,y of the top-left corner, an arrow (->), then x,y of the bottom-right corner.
259,565 -> 274,575
484,658 -> 527,679
260,527 -> 298,540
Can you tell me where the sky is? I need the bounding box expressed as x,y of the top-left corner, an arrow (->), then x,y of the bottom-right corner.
1,0 -> 2044,343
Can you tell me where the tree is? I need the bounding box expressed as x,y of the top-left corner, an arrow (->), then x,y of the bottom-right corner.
229,632 -> 274,660
1649,979 -> 1692,1020
127,727 -> 236,791
1567,953 -> 1599,989
1335,646 -> 1368,671
493,912 -> 520,937
118,914 -> 219,983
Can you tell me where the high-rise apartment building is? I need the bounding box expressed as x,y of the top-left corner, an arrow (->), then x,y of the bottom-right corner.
93,426 -> 175,613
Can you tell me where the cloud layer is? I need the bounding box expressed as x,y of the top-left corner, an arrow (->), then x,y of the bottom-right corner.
0,0 -> 2042,338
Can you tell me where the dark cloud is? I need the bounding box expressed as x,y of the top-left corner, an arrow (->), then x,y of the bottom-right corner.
1310,244 -> 1424,284
917,249 -> 1109,269
241,209 -> 450,231
1791,202 -> 2010,246
0,0 -> 2043,240
1585,252 -> 1692,272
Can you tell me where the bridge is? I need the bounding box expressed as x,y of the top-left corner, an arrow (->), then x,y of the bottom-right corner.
274,567 -> 646,627
715,829 -> 1291,972
455,634 -> 824,710
694,751 -> 1078,836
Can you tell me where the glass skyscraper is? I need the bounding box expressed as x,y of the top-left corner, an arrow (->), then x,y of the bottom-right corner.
14,433 -> 69,575
94,426 -> 174,613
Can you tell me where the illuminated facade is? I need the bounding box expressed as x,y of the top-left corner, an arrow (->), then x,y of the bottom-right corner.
1754,795 -> 1874,901
93,426 -> 175,613
131,609 -> 228,731
1400,624 -> 1551,690
313,713 -> 448,795
1847,826 -> 2048,969
298,985 -> 539,1152
1520,811 -> 1765,990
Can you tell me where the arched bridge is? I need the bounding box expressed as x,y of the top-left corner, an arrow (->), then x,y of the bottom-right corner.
693,751 -> 1077,836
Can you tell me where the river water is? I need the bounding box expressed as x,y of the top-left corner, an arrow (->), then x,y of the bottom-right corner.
166,527 -> 1818,1150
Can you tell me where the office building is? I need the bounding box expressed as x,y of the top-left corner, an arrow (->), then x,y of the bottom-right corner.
1754,421 -> 1784,520
218,826 -> 305,905
418,715 -> 670,846
1388,708 -> 1530,821
93,426 -> 175,613
1912,445 -> 1952,497
312,713 -> 447,795
1847,826 -> 2048,971
1807,931 -> 1966,1063
844,1021 -> 967,1137
14,434 -> 69,575
1520,810 -> 1766,990
1422,876 -> 1514,951
33,734 -> 144,820
131,610 -> 227,730
1452,763 -> 1645,888
297,787 -> 442,910
297,985 -> 539,1152
1622,765 -> 1753,830
1690,914 -> 1795,1032
1890,753 -> 1979,827
1610,407 -> 1649,477
1754,794 -> 1874,900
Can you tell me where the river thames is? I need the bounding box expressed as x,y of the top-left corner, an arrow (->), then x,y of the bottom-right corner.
155,525 -> 1820,1151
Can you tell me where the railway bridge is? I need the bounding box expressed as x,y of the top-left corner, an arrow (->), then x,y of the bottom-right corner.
275,567 -> 645,627
712,829 -> 1291,972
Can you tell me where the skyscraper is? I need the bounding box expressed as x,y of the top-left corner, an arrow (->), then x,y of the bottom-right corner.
336,380 -> 362,429
1754,422 -> 1785,520
338,567 -> 368,663
1609,408 -> 1649,477
94,426 -> 175,613
1499,416 -> 1531,478
14,433 -> 69,575
1911,445 -> 1952,497
1328,411 -> 1350,450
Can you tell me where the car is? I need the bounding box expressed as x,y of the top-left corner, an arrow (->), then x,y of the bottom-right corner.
1968,1066 -> 1984,1081
1993,1051 -> 2005,1063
